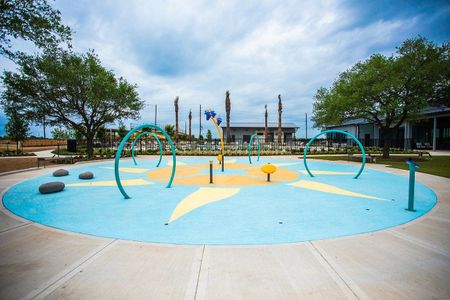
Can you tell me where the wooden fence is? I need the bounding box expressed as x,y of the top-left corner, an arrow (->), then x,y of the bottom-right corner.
0,139 -> 67,147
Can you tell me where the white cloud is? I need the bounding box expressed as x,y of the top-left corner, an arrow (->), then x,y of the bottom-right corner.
1,0 -> 428,137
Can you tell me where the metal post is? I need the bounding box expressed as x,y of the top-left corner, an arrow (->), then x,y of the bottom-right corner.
199,104 -> 202,139
267,173 -> 270,182
209,160 -> 213,183
406,159 -> 420,212
222,155 -> 224,172
432,116 -> 437,151
305,113 -> 308,139
110,128 -> 113,151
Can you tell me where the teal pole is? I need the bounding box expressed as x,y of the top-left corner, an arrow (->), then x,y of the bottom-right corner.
303,129 -> 366,179
131,131 -> 162,167
114,124 -> 176,199
248,133 -> 261,164
406,159 -> 420,212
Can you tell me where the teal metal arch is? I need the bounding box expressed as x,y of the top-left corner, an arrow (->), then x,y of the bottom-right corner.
303,129 -> 366,179
248,133 -> 261,164
115,124 -> 176,199
131,131 -> 162,167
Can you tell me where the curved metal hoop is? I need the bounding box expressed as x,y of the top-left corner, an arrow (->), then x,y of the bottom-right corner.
131,131 -> 162,167
114,124 -> 176,199
303,129 -> 366,179
248,133 -> 261,164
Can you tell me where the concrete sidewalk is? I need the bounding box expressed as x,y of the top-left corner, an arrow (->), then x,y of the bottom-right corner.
33,149 -> 70,158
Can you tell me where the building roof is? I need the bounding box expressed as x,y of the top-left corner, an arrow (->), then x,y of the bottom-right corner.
326,106 -> 450,128
420,106 -> 450,115
220,122 -> 299,129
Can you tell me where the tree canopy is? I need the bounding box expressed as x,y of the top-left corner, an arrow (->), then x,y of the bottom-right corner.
0,0 -> 71,58
1,49 -> 144,157
51,127 -> 70,140
164,124 -> 175,139
312,37 -> 449,157
206,129 -> 212,143
116,123 -> 128,140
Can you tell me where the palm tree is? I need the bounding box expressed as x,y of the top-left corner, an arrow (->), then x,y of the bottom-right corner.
188,109 -> 192,141
174,96 -> 179,143
277,94 -> 282,144
164,124 -> 175,139
264,104 -> 268,143
225,90 -> 231,143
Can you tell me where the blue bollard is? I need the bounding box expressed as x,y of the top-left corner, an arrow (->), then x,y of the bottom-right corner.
406,159 -> 420,212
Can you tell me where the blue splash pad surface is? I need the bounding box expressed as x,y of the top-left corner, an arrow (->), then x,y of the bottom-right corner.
2,157 -> 436,245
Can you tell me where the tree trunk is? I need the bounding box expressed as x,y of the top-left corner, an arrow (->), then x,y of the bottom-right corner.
381,127 -> 392,159
225,91 -> 231,144
277,95 -> 282,144
16,140 -> 19,155
188,110 -> 192,142
86,132 -> 95,159
264,105 -> 268,143
175,113 -> 179,143
43,116 -> 46,139
174,97 -> 179,144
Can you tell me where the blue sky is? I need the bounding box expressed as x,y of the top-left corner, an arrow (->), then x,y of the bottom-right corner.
1,0 -> 449,138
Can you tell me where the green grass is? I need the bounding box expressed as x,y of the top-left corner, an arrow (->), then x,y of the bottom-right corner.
313,155 -> 450,178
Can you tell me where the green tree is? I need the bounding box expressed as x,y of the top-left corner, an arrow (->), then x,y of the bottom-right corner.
51,127 -> 70,140
96,125 -> 108,144
206,129 -> 212,143
1,50 -> 143,158
71,128 -> 83,141
164,124 -> 175,139
312,37 -> 449,158
116,123 -> 128,140
5,111 -> 28,154
0,0 -> 71,58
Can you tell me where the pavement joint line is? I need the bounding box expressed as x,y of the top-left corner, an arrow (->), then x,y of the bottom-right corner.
193,245 -> 206,300
27,239 -> 118,300
427,215 -> 450,223
0,222 -> 32,234
308,241 -> 368,300
387,230 -> 450,258
416,219 -> 450,230
0,167 -> 42,177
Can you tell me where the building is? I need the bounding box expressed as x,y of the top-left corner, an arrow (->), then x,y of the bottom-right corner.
325,106 -> 450,150
220,122 -> 299,142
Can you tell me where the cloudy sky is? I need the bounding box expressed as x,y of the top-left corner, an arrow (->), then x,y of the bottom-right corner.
1,0 -> 449,137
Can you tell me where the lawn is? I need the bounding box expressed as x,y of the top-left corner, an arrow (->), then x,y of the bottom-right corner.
312,155 -> 450,178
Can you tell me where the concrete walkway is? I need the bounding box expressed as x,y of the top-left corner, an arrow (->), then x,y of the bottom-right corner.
32,149 -> 71,158
0,160 -> 449,299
